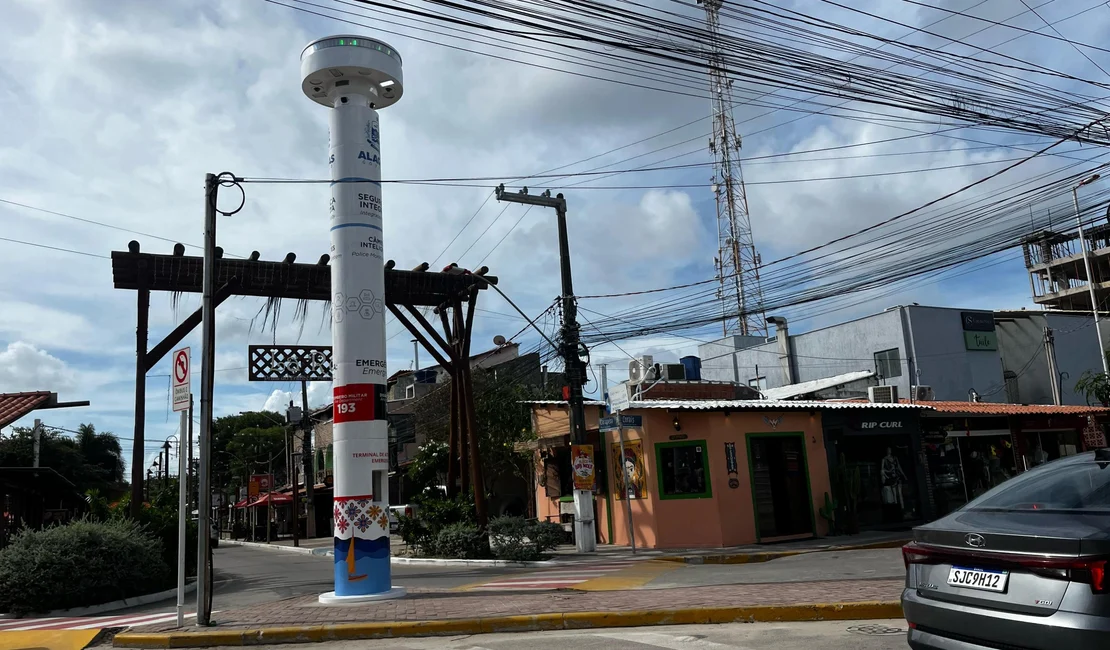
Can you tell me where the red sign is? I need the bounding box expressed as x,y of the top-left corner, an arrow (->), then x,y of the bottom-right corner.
571,444 -> 595,491
333,384 -> 377,423
251,474 -> 273,492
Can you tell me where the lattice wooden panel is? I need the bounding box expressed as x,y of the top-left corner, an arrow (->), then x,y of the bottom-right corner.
248,345 -> 333,382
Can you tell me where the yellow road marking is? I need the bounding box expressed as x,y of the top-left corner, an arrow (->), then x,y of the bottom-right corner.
572,560 -> 682,591
0,630 -> 100,650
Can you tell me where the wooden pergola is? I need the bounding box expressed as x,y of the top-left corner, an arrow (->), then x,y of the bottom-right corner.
111,241 -> 496,522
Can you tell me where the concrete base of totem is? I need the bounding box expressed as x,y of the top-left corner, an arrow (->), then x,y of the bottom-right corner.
318,586 -> 407,605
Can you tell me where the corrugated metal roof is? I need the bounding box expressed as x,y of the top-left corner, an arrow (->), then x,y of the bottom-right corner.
524,400 -> 608,406
0,391 -> 51,428
761,370 -> 875,400
627,399 -> 932,411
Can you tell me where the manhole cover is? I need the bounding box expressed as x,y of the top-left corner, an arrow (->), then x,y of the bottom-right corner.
847,624 -> 905,636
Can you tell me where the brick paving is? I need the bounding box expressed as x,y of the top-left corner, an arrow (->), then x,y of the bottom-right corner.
132,579 -> 903,632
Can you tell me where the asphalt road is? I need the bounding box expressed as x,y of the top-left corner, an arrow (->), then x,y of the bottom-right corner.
118,545 -> 532,615
203,620 -> 911,649
643,549 -> 906,589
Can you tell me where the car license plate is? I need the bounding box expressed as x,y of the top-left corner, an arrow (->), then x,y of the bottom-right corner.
947,566 -> 1008,592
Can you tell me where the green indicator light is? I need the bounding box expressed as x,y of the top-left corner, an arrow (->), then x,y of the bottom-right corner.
351,39 -> 358,45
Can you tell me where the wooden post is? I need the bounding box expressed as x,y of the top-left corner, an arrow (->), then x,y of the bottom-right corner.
131,281 -> 150,517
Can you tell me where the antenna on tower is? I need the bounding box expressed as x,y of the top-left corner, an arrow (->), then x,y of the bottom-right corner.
699,0 -> 766,338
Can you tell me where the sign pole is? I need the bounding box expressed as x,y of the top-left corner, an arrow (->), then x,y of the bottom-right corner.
171,347 -> 192,628
176,409 -> 187,627
601,365 -> 636,555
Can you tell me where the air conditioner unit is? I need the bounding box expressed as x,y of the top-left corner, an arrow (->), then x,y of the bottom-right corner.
868,385 -> 899,404
628,355 -> 654,384
405,384 -> 416,399
914,385 -> 934,402
660,363 -> 686,381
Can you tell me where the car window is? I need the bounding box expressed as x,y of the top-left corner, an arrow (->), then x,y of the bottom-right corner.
967,459 -> 1110,512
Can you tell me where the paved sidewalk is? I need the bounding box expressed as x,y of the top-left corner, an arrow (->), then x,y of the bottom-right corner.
549,530 -> 910,564
129,578 -> 903,632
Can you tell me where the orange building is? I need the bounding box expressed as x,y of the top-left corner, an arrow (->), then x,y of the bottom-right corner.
529,399 -> 926,548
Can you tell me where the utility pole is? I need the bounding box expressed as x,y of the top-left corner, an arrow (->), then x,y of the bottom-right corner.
494,184 -> 594,552
301,380 -> 316,539
188,396 -> 194,513
163,439 -> 172,488
266,455 -> 273,544
412,339 -> 420,371
32,419 -> 41,468
197,172 -> 218,626
699,0 -> 765,338
1044,326 -> 1063,406
1072,173 -> 1109,374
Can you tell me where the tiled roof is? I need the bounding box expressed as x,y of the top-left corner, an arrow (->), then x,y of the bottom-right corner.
0,391 -> 51,429
628,399 -> 931,411
916,400 -> 1110,416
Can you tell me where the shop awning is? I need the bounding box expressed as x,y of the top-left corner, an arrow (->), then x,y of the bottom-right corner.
247,492 -> 293,507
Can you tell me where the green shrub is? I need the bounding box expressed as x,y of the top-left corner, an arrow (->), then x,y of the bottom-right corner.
399,490 -> 477,557
433,523 -> 489,559
0,517 -> 168,615
111,492 -> 197,577
489,516 -> 566,561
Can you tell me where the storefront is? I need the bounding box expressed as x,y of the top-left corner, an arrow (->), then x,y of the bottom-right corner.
920,402 -> 1110,518
529,399 -> 927,549
823,409 -> 930,530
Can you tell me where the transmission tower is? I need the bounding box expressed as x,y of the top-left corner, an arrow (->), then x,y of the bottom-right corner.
700,0 -> 766,338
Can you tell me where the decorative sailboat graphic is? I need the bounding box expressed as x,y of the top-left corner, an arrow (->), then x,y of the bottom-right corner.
347,537 -> 367,581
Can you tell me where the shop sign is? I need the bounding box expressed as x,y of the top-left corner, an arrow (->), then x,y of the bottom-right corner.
725,442 -> 739,489
860,420 -> 905,430
961,311 -> 996,332
571,444 -> 595,491
964,331 -> 998,351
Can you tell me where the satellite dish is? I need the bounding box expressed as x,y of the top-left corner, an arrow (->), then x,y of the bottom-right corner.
493,335 -> 507,346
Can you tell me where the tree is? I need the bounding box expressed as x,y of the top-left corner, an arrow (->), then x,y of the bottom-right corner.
0,424 -> 125,496
1075,370 -> 1110,407
76,424 -> 125,486
409,365 -> 549,492
223,425 -> 287,496
210,411 -> 286,495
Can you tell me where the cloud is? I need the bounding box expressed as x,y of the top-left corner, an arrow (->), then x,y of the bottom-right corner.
0,341 -> 76,393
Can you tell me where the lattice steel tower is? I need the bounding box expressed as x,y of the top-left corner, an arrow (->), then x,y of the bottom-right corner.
700,0 -> 765,337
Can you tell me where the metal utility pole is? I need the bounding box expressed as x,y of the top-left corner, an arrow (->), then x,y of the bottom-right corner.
188,396 -> 194,513
300,380 -> 316,539
494,185 -> 594,552
286,409 -> 299,548
1072,174 -> 1109,374
699,0 -> 765,338
197,172 -> 218,626
163,440 -> 173,487
412,339 -> 420,371
32,419 -> 41,468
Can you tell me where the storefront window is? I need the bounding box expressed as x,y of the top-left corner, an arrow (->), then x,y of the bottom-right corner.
1017,430 -> 1081,471
835,436 -> 920,526
656,441 -> 711,499
923,435 -> 968,516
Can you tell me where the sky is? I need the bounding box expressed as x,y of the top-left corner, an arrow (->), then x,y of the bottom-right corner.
2,0 -> 1109,475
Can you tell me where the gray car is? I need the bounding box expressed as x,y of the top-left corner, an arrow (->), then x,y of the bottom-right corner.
903,449 -> 1110,649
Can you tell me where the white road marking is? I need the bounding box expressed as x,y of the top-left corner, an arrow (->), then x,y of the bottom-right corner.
595,631 -> 754,650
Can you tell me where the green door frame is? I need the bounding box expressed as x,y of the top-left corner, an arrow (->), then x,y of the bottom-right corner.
744,431 -> 816,542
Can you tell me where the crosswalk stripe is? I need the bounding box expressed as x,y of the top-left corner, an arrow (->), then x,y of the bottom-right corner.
595,632 -> 754,649
0,610 -> 194,631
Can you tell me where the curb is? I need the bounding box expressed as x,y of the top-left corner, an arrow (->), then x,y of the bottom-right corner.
223,539 -> 556,567
111,601 -> 904,647
657,538 -> 910,565
0,581 -> 198,620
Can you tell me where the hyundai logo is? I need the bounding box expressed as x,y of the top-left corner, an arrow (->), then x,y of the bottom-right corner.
965,533 -> 986,548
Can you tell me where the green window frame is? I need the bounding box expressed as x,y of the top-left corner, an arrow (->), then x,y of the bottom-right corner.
655,440 -> 713,500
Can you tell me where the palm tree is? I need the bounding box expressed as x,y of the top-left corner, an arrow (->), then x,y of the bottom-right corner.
77,423 -> 125,485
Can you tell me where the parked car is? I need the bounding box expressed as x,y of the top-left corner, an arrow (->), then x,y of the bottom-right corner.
190,510 -> 220,548
902,449 -> 1110,650
387,485 -> 448,534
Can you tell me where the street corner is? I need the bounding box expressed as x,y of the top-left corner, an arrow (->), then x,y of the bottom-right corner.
0,629 -> 101,650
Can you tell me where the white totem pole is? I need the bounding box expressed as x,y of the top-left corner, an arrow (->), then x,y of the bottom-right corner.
301,35 -> 405,603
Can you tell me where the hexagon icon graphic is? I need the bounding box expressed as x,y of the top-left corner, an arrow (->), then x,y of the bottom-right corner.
345,296 -> 361,312
334,307 -> 346,323
359,289 -> 376,304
